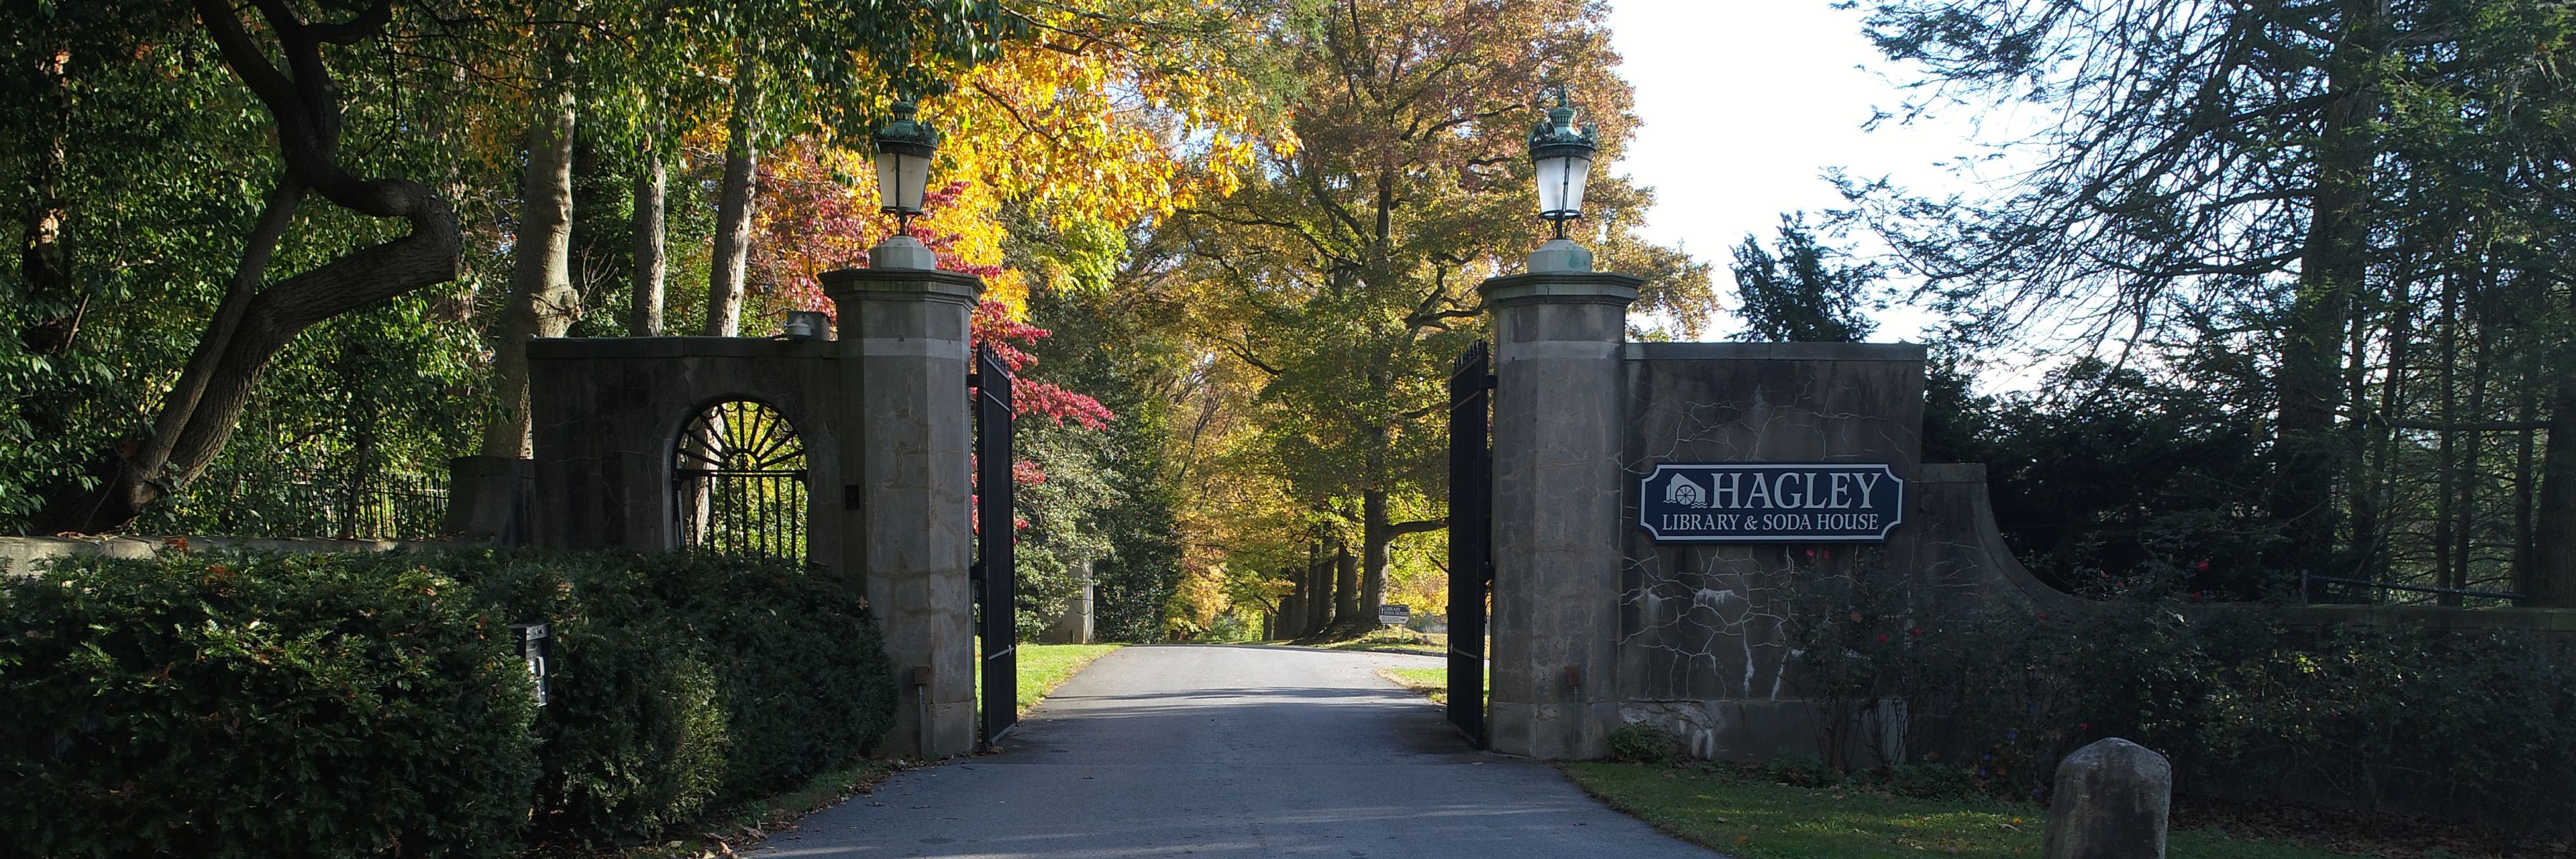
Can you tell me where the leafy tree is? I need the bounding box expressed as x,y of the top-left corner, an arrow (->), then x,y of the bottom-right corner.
1021,268 -> 1192,641
1849,0 -> 2576,602
691,0 -> 1023,337
32,1 -> 472,534
1169,0 -> 1714,634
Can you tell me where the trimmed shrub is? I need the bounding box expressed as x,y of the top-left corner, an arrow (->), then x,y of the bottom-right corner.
0,552 -> 539,858
1607,724 -> 1680,765
1,547 -> 899,856
433,548 -> 900,847
1782,576 -> 2576,833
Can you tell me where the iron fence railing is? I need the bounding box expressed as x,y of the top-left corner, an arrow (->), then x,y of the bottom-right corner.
142,467 -> 448,540
2301,571 -> 2527,607
673,469 -> 809,559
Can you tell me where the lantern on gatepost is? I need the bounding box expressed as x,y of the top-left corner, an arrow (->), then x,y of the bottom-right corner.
1528,88 -> 1600,241
872,100 -> 940,233
867,99 -> 942,271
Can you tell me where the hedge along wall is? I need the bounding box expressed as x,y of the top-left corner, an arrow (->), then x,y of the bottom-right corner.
1769,570 -> 2576,835
0,548 -> 897,858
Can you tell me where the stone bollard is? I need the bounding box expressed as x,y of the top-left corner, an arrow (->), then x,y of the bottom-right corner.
2042,737 -> 2173,859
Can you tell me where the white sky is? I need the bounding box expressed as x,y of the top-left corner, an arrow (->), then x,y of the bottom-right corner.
1604,0 -> 1999,342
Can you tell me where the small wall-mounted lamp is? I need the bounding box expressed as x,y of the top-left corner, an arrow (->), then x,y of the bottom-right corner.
780,310 -> 831,341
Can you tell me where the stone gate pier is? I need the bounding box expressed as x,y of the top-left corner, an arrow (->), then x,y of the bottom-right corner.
1477,241 -> 2072,761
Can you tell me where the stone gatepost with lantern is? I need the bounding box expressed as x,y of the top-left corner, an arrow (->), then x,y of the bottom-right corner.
457,100 -> 984,759
1466,92 -> 2078,763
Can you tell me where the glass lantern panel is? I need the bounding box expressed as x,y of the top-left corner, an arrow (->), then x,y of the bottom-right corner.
877,151 -> 935,214
1536,154 -> 1593,219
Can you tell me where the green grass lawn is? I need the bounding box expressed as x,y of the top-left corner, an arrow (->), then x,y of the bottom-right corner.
1010,642 -> 1123,713
976,642 -> 1125,714
1559,762 -> 2368,859
1375,666 -> 1489,705
1377,666 -> 1450,702
1312,629 -> 1448,656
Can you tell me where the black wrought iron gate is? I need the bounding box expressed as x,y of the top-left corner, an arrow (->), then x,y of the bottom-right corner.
1446,341 -> 1493,747
674,399 -> 809,559
971,346 -> 1018,747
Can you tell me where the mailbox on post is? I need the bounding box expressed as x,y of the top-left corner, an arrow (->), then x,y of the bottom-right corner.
510,622 -> 551,707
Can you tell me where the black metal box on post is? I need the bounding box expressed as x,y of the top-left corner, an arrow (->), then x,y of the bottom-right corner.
510,622 -> 551,706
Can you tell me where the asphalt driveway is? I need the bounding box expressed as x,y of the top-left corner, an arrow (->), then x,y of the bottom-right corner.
751,644 -> 1718,858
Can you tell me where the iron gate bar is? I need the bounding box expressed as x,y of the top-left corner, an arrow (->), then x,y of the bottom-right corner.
1446,341 -> 1493,747
973,346 -> 1019,748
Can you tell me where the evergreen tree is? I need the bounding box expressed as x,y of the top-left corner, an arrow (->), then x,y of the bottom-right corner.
1727,215 -> 1878,343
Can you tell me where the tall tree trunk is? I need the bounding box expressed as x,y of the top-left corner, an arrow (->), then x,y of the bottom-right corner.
630,132 -> 667,335
1306,545 -> 1335,634
2529,271 -> 2576,608
2356,283 -> 2414,582
2272,0 -> 2384,573
2513,382 -> 2539,593
1288,545 -> 1314,636
2436,271 -> 2458,599
1362,487 -> 1389,619
2343,299 -> 2381,581
1279,576 -> 1302,639
2455,306 -> 2494,603
705,68 -> 758,337
1333,540 -> 1361,633
2531,374 -> 2576,608
479,93 -> 580,459
19,37 -> 79,354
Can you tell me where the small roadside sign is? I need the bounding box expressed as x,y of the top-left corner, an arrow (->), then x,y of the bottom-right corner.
1378,604 -> 1412,626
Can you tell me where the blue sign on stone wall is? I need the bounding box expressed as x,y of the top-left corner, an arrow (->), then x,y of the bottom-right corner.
1638,463 -> 1905,543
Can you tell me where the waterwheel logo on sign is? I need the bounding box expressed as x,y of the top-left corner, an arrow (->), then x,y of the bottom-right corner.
1637,463 -> 1906,543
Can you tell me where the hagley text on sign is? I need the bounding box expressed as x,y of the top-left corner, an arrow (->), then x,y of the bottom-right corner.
1669,469 -> 1886,511
1638,463 -> 1906,543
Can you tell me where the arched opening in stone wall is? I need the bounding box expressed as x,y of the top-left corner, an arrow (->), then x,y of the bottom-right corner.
673,399 -> 809,560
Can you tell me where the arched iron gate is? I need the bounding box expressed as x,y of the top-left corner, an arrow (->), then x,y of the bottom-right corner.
673,399 -> 809,560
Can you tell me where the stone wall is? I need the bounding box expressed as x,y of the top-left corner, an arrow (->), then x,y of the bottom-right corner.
1612,343 -> 2069,761
524,336 -> 841,555
1604,341 -> 2576,777
0,535 -> 427,579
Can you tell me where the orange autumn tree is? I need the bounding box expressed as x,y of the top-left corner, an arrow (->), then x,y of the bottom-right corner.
736,0 -> 1289,637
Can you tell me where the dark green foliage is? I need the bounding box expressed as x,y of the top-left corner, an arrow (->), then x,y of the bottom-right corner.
1018,272 -> 1187,643
1940,348 -> 2283,598
0,548 -> 897,856
1784,574 -> 2576,831
1091,477 -> 1184,643
1762,749 -> 1833,786
439,548 -> 899,846
1606,724 -> 1680,765
1,552 -> 540,858
1727,215 -> 1878,344
1011,419 -> 1118,639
